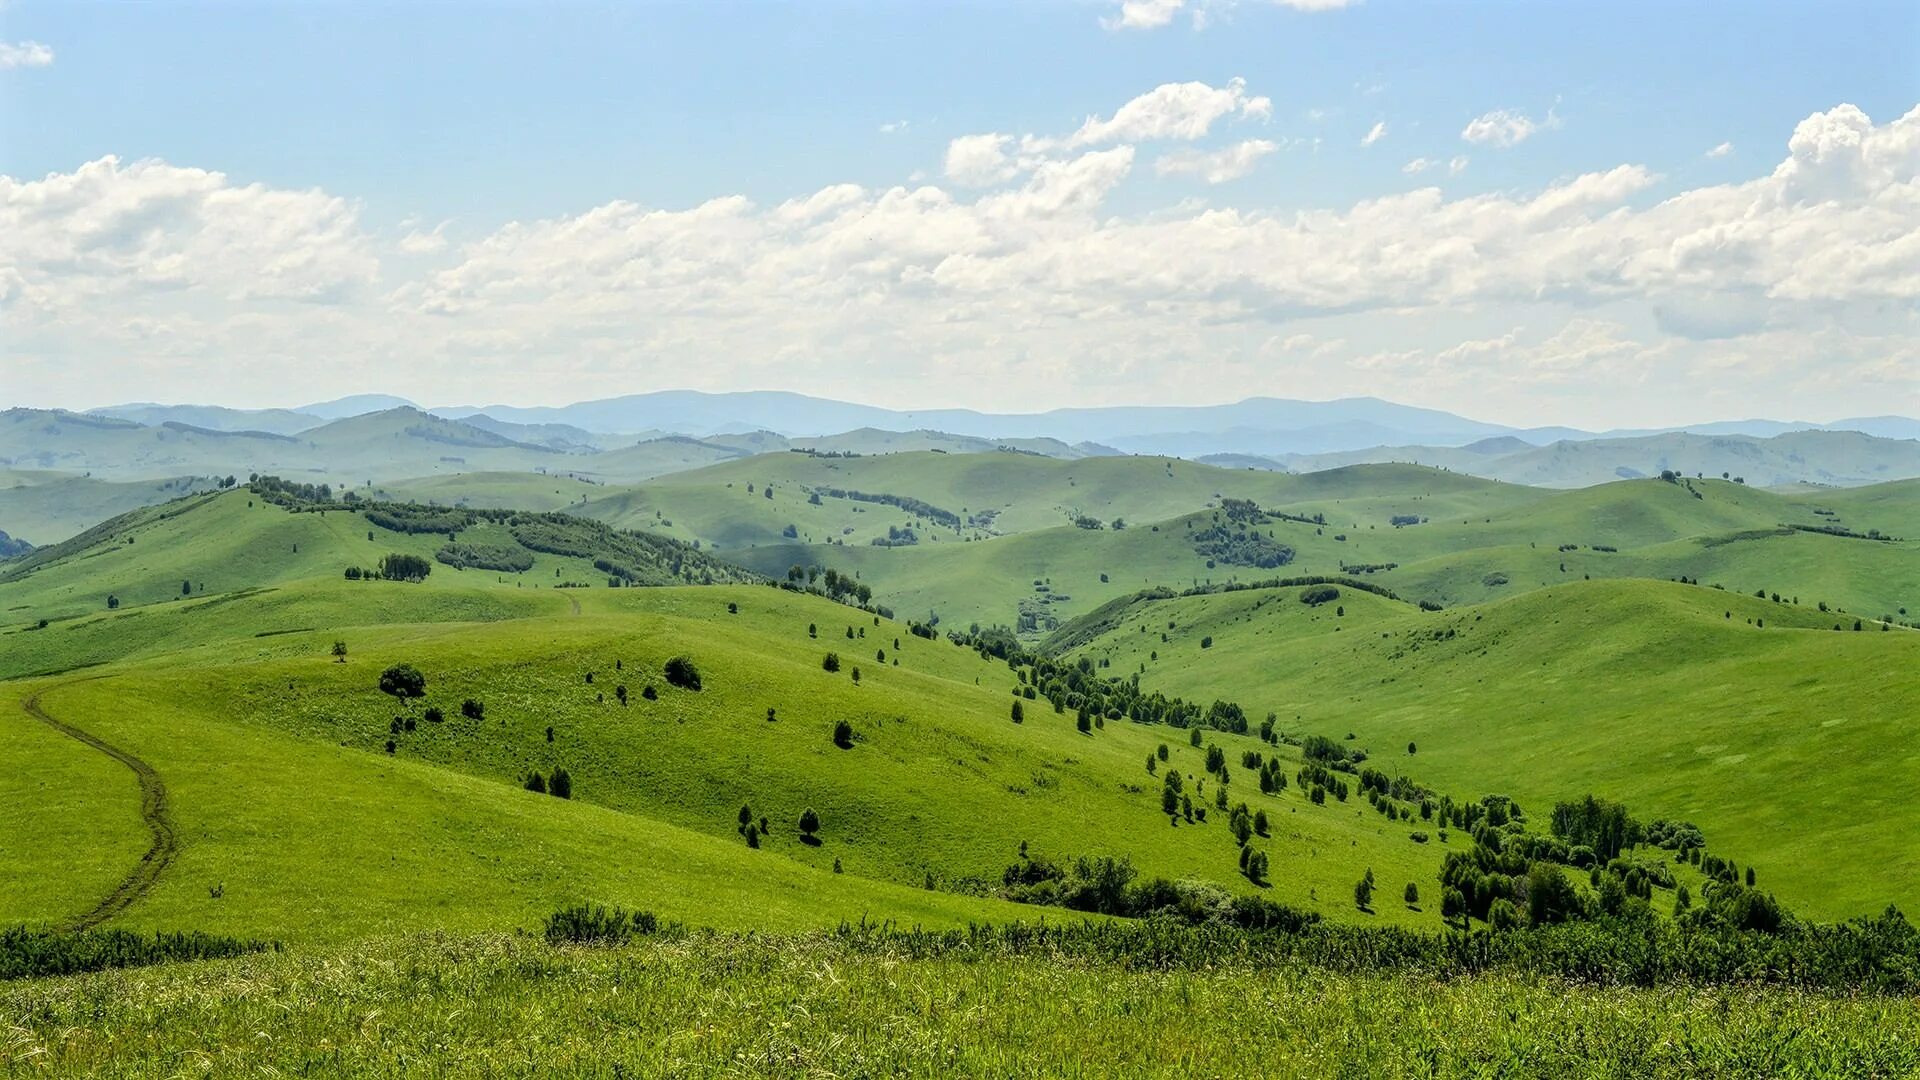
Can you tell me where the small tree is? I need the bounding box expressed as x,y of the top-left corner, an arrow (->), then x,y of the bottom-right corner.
331,640 -> 347,661
1404,882 -> 1420,908
744,823 -> 760,848
549,768 -> 572,799
1011,701 -> 1024,723
525,771 -> 547,794
832,720 -> 855,749
615,684 -> 629,706
642,685 -> 658,700
461,698 -> 483,720
822,652 -> 841,673
1354,869 -> 1375,911
799,808 -> 821,843
1253,809 -> 1269,836
182,579 -> 192,596
378,663 -> 427,698
664,656 -> 702,691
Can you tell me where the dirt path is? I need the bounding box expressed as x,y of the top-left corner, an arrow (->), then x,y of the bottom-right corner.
569,595 -> 582,616
21,687 -> 177,931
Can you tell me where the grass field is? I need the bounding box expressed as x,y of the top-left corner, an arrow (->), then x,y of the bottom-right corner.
10,930 -> 1917,1077
1055,577 -> 1920,920
3,468 -> 1915,1075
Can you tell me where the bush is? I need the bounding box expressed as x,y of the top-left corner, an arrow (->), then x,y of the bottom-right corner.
832,720 -> 855,749
525,771 -> 547,793
378,663 -> 426,698
0,926 -> 271,980
422,706 -> 444,724
378,553 -> 433,583
549,768 -> 573,799
822,652 -> 841,673
800,808 -> 821,843
663,656 -> 702,691
543,904 -> 660,945
1300,585 -> 1340,606
461,699 -> 484,721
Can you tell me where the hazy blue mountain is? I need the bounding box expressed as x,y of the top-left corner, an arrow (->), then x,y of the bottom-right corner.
89,403 -> 327,436
298,394 -> 421,419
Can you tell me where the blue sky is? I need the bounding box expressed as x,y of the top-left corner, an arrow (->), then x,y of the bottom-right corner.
2,1 -> 1916,427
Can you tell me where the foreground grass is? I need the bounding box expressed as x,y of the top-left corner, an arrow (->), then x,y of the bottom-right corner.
6,931 -> 1916,1078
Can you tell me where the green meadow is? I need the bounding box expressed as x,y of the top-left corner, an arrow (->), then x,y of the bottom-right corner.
3,461 -> 1916,1075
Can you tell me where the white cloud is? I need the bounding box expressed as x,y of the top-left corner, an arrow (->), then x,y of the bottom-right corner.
1068,77 -> 1270,147
879,120 -> 910,135
1461,108 -> 1559,148
7,104 -> 1917,421
1103,0 -> 1185,29
398,222 -> 449,255
0,40 -> 53,69
944,133 -> 1019,187
1448,155 -> 1469,175
1707,141 -> 1733,159
1402,157 -> 1432,175
1361,121 -> 1387,147
1103,0 -> 1361,31
1156,139 -> 1278,183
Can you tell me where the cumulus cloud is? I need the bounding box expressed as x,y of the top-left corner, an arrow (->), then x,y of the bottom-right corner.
1461,107 -> 1558,148
1067,77 -> 1270,147
1155,139 -> 1278,183
943,133 -> 1020,186
0,40 -> 53,69
6,103 -> 1916,419
1361,121 -> 1387,147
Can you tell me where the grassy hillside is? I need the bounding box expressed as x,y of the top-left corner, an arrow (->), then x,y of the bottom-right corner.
1052,577 -> 1920,920
0,470 -> 222,546
0,484 -> 751,631
5,577 -> 1475,941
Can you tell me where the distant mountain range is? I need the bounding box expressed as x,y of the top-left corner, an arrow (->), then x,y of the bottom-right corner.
4,396 -> 1918,545
82,391 -> 1920,457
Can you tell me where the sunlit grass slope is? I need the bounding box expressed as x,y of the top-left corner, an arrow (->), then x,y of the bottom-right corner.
3,569 -> 1469,943
1055,577 -> 1920,920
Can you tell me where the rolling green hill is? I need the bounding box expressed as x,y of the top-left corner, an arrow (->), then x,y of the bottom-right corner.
3,483 -> 1568,946
0,470 -> 223,546
1050,577 -> 1919,920
5,466 -> 1917,1073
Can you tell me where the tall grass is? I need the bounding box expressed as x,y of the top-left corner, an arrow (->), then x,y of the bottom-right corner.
6,930 -> 1916,1077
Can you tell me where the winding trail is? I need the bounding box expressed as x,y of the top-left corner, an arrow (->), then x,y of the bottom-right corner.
21,686 -> 177,931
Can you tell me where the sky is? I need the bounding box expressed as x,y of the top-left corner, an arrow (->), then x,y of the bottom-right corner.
1,0 -> 1916,430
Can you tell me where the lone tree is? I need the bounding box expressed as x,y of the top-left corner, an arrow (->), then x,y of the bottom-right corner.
1404,882 -> 1420,908
663,656 -> 702,691
822,652 -> 841,673
799,808 -> 821,844
1354,869 -> 1375,911
1011,700 -> 1024,723
331,640 -> 347,661
832,720 -> 855,749
378,663 -> 427,698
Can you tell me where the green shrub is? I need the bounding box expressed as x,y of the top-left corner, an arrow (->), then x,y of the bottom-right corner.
378,663 -> 426,698
663,656 -> 702,691
542,904 -> 661,946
